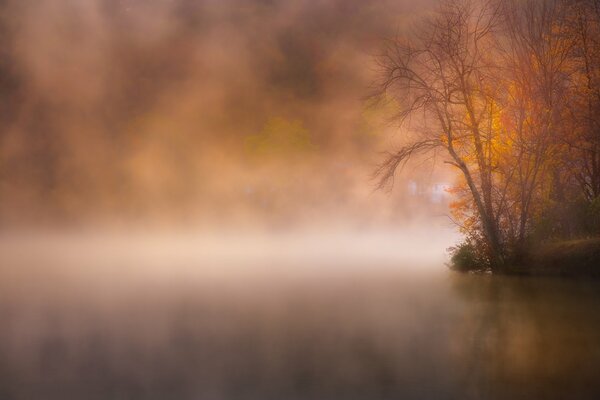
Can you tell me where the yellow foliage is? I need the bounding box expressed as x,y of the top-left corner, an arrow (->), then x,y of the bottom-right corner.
245,117 -> 316,158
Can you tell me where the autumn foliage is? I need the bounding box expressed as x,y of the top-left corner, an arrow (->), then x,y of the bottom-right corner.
375,0 -> 600,271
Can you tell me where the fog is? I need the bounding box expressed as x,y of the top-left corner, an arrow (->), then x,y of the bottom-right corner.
0,0 -> 442,227
2,228 -> 600,399
4,1 -> 600,399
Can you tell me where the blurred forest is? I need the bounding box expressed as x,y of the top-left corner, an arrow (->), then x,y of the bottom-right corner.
0,0 -> 443,228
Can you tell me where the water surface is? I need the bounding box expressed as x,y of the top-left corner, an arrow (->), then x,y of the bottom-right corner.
1,232 -> 599,399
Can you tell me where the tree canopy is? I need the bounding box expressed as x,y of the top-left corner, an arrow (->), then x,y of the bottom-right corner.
375,0 -> 600,271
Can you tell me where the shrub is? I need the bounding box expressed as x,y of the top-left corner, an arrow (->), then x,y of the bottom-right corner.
448,239 -> 488,272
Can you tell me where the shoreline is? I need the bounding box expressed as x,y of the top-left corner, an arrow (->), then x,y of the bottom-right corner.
499,238 -> 600,278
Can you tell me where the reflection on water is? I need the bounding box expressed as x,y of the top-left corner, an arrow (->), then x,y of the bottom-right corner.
1,234 -> 600,399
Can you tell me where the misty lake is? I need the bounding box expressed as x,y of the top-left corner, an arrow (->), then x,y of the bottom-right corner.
1,231 -> 600,400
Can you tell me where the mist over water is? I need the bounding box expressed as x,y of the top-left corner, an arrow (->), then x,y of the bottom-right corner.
1,0 -> 600,399
2,227 -> 600,399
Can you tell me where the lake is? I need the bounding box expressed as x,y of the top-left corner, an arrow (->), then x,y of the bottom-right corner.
1,231 -> 599,399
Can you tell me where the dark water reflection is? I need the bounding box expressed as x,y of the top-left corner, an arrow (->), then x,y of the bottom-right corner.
1,245 -> 600,399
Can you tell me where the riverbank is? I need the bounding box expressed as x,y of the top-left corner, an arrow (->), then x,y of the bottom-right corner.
505,237 -> 600,278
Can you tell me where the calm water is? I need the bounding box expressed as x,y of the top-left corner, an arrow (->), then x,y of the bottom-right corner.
1,232 -> 600,399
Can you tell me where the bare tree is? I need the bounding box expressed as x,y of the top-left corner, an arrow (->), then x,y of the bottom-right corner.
565,0 -> 600,203
374,0 -> 506,268
494,0 -> 574,245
